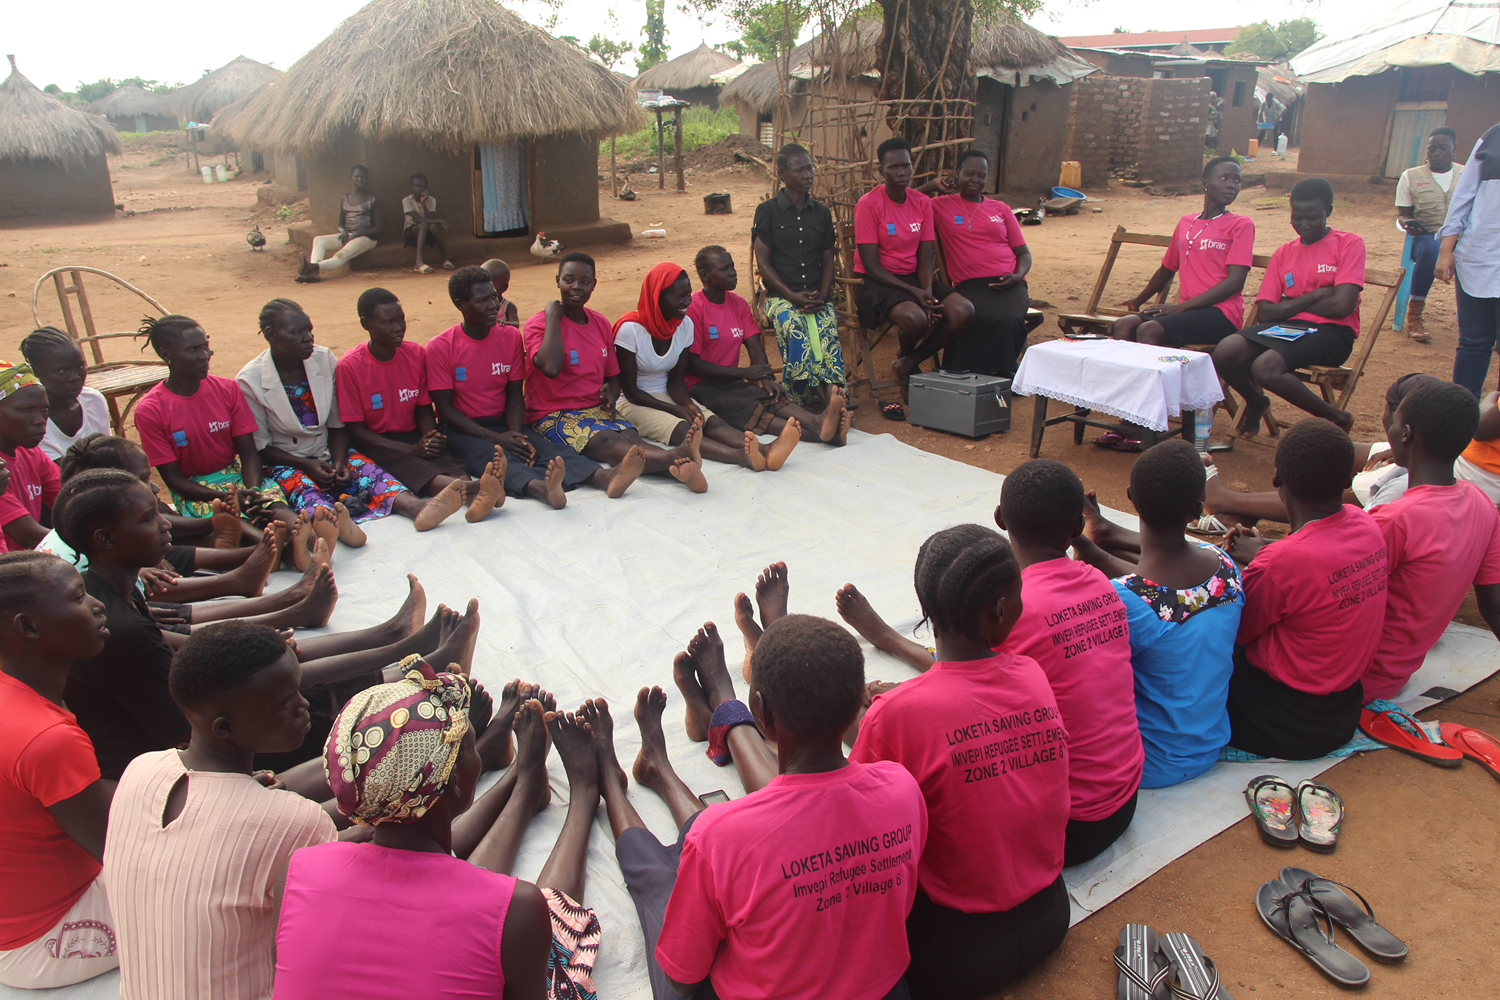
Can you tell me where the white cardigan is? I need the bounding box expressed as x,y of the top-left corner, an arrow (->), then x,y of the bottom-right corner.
236,346 -> 344,461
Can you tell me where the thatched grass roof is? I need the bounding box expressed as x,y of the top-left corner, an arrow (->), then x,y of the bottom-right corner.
207,82 -> 272,135
169,56 -> 281,122
225,0 -> 643,155
634,42 -> 740,91
89,83 -> 170,119
1,55 -> 122,164
722,17 -> 1070,114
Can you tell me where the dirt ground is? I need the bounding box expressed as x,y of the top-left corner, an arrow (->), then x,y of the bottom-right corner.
2,140 -> 1496,997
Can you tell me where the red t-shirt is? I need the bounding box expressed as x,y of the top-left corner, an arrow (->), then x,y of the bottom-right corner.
1161,211 -> 1256,327
656,761 -> 927,1000
134,376 -> 256,477
853,185 -> 933,276
684,290 -> 758,387
1002,558 -> 1143,821
521,307 -> 619,423
1256,229 -> 1366,336
850,650 -> 1068,912
0,445 -> 61,550
1238,505 -> 1389,695
424,323 -> 524,421
929,194 -> 1027,284
0,671 -> 102,949
334,342 -> 430,435
1363,482 -> 1500,700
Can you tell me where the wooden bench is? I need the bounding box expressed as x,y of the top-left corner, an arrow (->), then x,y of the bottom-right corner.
1057,227 -> 1176,336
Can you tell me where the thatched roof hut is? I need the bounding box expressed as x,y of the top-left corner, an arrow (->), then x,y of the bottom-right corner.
1,55 -> 121,218
634,42 -> 741,107
222,0 -> 640,268
169,56 -> 281,123
89,83 -> 177,133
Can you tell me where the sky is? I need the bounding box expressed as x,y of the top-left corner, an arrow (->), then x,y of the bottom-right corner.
8,0 -> 1379,90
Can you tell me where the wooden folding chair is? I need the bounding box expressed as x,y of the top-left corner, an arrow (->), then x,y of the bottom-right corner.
744,235 -> 783,378
31,267 -> 172,440
1057,227 -> 1176,336
834,218 -> 899,395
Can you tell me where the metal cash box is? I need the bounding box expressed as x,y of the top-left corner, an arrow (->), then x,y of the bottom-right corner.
906,370 -> 1011,437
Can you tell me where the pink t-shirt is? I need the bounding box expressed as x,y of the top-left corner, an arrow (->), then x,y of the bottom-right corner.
1238,505 -> 1389,695
1161,211 -> 1256,326
656,761 -> 927,1000
1002,558 -> 1143,822
850,650 -> 1067,912
929,194 -> 1027,284
0,445 -> 61,547
334,342 -> 429,435
521,307 -> 619,423
1363,482 -> 1500,700
1256,229 -> 1366,336
424,323 -> 524,421
853,185 -> 934,276
684,290 -> 758,387
134,375 -> 256,476
273,842 -> 516,1000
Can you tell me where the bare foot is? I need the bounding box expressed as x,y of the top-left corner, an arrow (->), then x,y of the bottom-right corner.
669,456 -> 708,493
685,413 -> 704,467
755,562 -> 789,628
429,598 -> 480,675
743,430 -> 767,472
890,357 -> 918,400
266,521 -> 285,574
733,592 -> 761,683
606,446 -> 646,499
309,536 -> 332,570
211,499 -> 242,548
835,404 -> 852,447
1081,491 -> 1118,549
673,649 -> 712,743
686,622 -> 737,711
477,678 -> 523,769
371,575 -> 426,645
229,530 -> 277,597
333,502 -> 367,547
766,420 -> 799,471
835,583 -> 902,650
543,455 -> 567,510
546,708 -> 600,798
284,563 -> 338,628
819,391 -> 847,443
291,511 -> 314,572
511,699 -> 552,813
1235,393 -> 1270,436
632,685 -> 674,793
467,450 -> 507,522
414,480 -> 466,531
469,681 -> 495,739
311,509 -> 338,565
580,697 -> 627,795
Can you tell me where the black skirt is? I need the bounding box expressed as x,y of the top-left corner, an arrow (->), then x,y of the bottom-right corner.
856,272 -> 956,330
1227,645 -> 1364,760
947,278 -> 1031,376
1239,322 -> 1356,370
688,379 -> 781,434
904,877 -> 1069,1000
1151,306 -> 1238,348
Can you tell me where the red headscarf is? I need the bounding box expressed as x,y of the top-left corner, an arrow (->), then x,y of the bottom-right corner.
612,262 -> 688,340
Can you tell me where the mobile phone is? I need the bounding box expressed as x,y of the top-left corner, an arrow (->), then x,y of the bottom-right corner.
698,789 -> 730,806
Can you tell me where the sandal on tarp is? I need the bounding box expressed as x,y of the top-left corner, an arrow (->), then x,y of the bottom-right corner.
1294,779 -> 1343,853
1244,774 -> 1298,848
1159,932 -> 1233,1000
880,402 -> 906,421
1114,923 -> 1169,999
1279,867 -> 1408,962
1359,707 -> 1464,767
1256,879 -> 1371,987
1094,432 -> 1144,452
1439,722 -> 1500,781
1187,514 -> 1231,536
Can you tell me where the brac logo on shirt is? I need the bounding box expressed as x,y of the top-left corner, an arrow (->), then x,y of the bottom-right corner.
1317,263 -> 1339,274
908,222 -> 923,232
1198,238 -> 1228,251
491,362 -> 512,375
398,388 -> 421,403
207,420 -> 231,433
25,483 -> 43,500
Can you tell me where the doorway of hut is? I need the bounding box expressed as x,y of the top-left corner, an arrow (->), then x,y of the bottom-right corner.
1384,66 -> 1452,179
972,78 -> 1010,195
475,141 -> 529,237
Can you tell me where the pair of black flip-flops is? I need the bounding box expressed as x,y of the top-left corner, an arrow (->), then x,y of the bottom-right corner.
1114,924 -> 1228,1000
1256,867 -> 1407,988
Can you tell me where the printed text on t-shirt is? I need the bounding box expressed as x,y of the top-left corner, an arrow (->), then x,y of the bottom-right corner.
1045,596 -> 1129,659
944,706 -> 1065,784
1327,548 -> 1388,609
779,821 -> 916,914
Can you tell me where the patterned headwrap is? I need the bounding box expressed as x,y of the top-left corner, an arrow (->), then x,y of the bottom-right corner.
0,362 -> 39,401
324,655 -> 472,826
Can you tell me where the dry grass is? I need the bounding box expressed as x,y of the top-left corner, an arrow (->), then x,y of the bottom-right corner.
168,56 -> 282,123
225,0 -> 643,155
88,83 -> 171,118
634,42 -> 741,90
0,55 -> 122,165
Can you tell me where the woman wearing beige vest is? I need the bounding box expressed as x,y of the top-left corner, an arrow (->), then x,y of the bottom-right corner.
1395,127 -> 1462,342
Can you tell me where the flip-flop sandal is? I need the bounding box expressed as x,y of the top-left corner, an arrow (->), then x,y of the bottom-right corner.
1114,923 -> 1169,999
1255,878 -> 1371,987
1279,867 -> 1408,961
1094,432 -> 1144,452
1294,779 -> 1343,853
1439,722 -> 1500,781
1359,707 -> 1464,767
880,402 -> 906,421
1244,774 -> 1298,848
1206,440 -> 1234,453
1187,514 -> 1231,536
1159,932 -> 1233,1000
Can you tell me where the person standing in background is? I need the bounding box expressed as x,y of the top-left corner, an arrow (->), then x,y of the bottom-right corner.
1396,127 -> 1462,343
1438,124 -> 1500,396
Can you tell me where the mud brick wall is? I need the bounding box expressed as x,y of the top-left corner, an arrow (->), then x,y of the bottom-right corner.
1065,76 -> 1210,189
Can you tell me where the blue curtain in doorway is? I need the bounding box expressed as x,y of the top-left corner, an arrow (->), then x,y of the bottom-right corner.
479,142 -> 529,233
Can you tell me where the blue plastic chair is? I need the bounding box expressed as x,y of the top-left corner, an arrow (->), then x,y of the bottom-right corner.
1393,232 -> 1416,332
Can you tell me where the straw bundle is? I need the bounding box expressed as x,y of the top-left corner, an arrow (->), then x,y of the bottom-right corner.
0,55 -> 122,165
89,83 -> 170,118
227,0 -> 643,154
169,56 -> 281,122
634,42 -> 740,90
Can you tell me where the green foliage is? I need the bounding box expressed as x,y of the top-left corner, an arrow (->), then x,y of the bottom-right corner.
561,32 -> 636,71
637,0 -> 669,72
602,105 -> 740,161
1229,18 -> 1321,61
276,205 -> 297,221
72,79 -> 119,103
734,2 -> 811,61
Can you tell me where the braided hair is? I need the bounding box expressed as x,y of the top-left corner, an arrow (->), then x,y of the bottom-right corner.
913,524 -> 1019,643
18,327 -> 76,369
257,298 -> 305,337
58,433 -> 143,485
135,314 -> 201,359
54,469 -> 146,557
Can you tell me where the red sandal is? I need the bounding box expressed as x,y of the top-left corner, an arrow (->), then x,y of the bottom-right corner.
1438,722 -> 1500,781
1359,708 -> 1464,767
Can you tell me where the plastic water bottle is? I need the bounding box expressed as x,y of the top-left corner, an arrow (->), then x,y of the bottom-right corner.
640,229 -> 667,239
1276,134 -> 1289,156
201,166 -> 214,184
215,164 -> 228,182
1193,409 -> 1212,454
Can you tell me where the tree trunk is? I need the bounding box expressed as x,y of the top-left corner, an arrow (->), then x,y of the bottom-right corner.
875,0 -> 974,175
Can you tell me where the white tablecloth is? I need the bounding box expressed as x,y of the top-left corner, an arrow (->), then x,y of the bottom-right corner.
1012,339 -> 1224,432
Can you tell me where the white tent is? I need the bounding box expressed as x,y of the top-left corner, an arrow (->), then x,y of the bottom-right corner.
1292,0 -> 1500,83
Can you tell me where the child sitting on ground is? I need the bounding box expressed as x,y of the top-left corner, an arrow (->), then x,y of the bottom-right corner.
0,553 -> 117,989
1360,380 -> 1500,700
102,621 -> 340,1000
850,526 -> 1070,1000
0,362 -> 61,552
1225,419 -> 1389,759
1072,440 -> 1245,788
649,615 -> 926,1000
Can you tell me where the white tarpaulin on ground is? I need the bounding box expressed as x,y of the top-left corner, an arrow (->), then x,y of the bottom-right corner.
7,429 -> 1497,1000
1293,0 -> 1500,82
